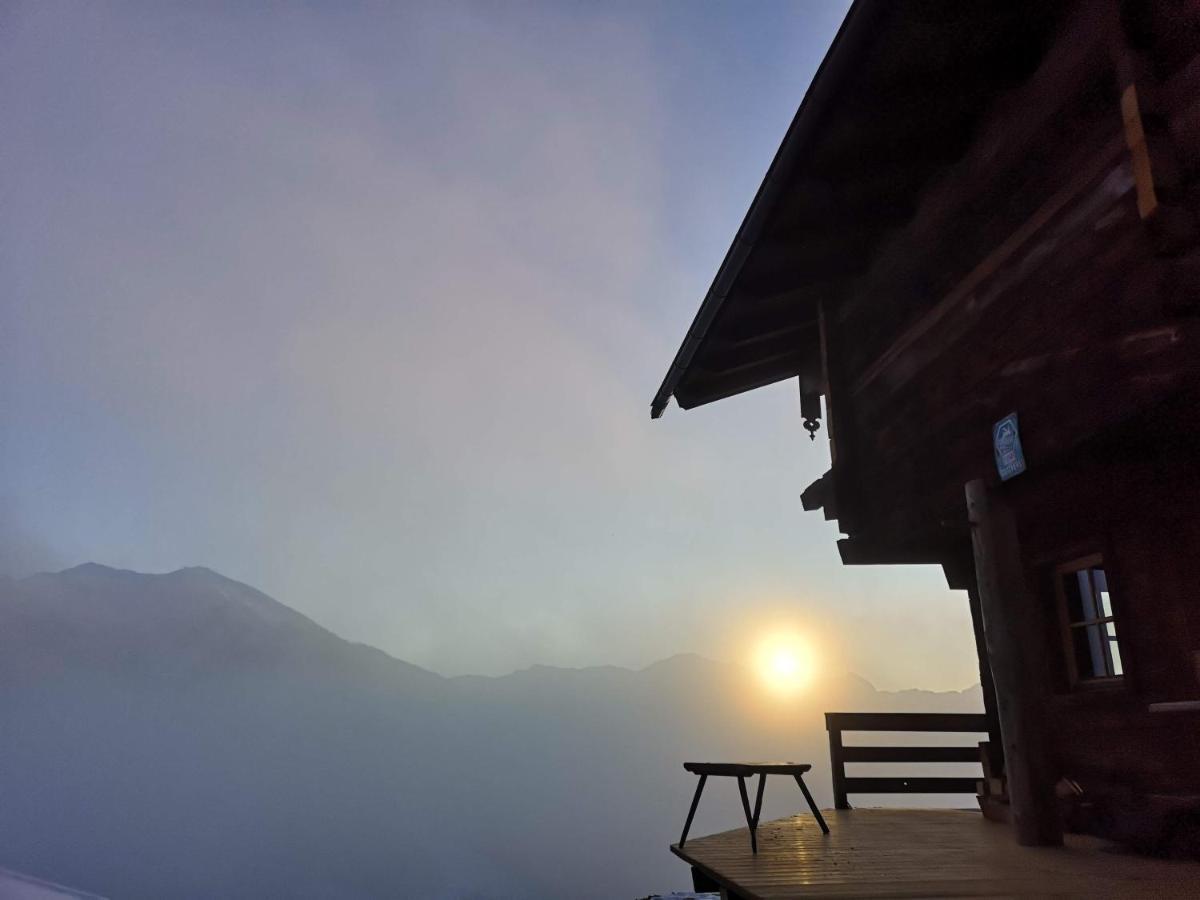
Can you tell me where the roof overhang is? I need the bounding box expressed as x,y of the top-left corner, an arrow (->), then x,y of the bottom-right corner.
651,0 -> 1065,418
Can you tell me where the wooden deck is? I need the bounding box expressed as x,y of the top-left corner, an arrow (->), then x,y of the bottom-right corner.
671,809 -> 1200,898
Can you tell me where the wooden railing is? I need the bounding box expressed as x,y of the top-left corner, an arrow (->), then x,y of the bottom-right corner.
825,712 -> 988,810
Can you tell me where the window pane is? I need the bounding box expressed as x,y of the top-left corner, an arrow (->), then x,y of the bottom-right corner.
1106,621 -> 1123,676
1109,637 -> 1124,676
1072,623 -> 1108,679
1093,568 -> 1112,616
1062,570 -> 1086,623
1078,570 -> 1099,620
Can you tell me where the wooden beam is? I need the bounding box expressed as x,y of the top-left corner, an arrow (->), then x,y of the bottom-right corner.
745,234 -> 871,287
817,298 -> 840,467
841,746 -> 981,763
705,321 -> 813,353
825,712 -> 988,732
800,470 -> 831,512
753,223 -> 883,265
850,133 -> 1127,399
718,283 -> 832,330
836,535 -> 952,567
691,329 -> 811,374
674,353 -> 804,410
713,318 -> 813,349
966,480 -> 1062,847
1120,82 -> 1162,218
836,3 -> 1114,352
842,777 -> 980,794
769,174 -> 919,233
1109,7 -> 1199,250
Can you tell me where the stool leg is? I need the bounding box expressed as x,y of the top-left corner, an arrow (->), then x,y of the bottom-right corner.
679,774 -> 707,847
737,776 -> 758,853
753,772 -> 766,829
795,774 -> 830,835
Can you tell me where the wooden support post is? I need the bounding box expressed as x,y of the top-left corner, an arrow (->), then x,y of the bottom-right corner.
965,480 -> 1062,846
967,583 -> 1003,773
945,552 -> 1003,771
690,866 -> 720,893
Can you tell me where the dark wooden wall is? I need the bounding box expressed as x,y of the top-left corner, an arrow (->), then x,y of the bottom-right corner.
828,3 -> 1200,551
1014,436 -> 1200,796
823,2 -> 1200,803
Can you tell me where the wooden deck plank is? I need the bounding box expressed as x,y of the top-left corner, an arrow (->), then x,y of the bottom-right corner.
671,809 -> 1200,898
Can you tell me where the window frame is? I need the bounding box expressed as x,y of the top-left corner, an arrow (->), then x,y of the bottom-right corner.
1054,553 -> 1125,688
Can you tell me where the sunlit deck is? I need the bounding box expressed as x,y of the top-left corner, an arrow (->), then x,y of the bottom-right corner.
671,809 -> 1200,899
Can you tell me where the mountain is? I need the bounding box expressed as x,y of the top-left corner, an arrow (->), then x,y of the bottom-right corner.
1,563 -> 436,683
0,565 -> 982,899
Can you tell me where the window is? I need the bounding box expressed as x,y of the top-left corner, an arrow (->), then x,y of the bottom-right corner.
1057,557 -> 1123,683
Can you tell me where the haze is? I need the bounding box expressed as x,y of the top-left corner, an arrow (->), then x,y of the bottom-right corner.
2,1 -> 979,691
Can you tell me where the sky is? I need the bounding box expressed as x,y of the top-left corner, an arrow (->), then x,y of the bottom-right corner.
2,1 -> 981,691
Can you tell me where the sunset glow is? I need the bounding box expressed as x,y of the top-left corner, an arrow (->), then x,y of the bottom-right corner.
754,632 -> 817,696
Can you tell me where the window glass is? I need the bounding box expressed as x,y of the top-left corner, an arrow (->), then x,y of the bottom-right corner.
1070,622 -> 1106,679
1093,568 -> 1112,617
1059,561 -> 1122,681
1063,570 -> 1086,622
1107,622 -> 1123,676
1077,570 -> 1098,620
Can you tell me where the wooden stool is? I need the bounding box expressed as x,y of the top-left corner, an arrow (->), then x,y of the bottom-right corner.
679,761 -> 830,853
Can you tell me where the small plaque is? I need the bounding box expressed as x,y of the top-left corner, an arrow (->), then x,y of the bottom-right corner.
993,413 -> 1026,481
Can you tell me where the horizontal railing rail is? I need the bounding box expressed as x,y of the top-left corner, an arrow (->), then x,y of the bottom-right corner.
825,711 -> 988,810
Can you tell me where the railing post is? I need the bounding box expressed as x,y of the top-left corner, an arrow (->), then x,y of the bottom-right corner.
825,714 -> 850,810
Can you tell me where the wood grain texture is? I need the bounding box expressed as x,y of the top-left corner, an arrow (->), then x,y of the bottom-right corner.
671,808 -> 1200,899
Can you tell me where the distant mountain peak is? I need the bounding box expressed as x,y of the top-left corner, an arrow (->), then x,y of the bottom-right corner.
639,652 -> 718,672
60,562 -> 126,576
174,565 -> 220,576
59,562 -> 222,580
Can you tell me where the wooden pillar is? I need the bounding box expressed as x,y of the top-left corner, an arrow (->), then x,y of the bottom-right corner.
965,479 -> 1062,846
945,553 -> 1002,763
967,583 -> 1003,769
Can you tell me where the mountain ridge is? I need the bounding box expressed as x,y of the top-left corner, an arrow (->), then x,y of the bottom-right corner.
5,564 -> 983,696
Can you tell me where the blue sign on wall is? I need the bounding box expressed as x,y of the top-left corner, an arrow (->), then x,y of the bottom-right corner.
993,413 -> 1026,481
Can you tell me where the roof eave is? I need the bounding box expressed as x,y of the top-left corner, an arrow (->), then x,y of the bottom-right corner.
650,0 -> 882,419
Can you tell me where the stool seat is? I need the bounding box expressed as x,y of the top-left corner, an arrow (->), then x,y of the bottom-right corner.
684,761 -> 812,777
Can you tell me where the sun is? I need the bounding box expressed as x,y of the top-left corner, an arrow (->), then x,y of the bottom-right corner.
754,632 -> 816,697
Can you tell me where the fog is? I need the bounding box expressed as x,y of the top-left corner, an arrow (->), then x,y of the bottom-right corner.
0,1 -> 986,693
0,566 -> 983,898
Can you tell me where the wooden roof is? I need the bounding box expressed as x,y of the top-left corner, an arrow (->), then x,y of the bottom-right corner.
651,0 -> 1067,418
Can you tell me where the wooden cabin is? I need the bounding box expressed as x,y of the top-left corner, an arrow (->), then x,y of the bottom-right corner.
653,0 -> 1200,886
